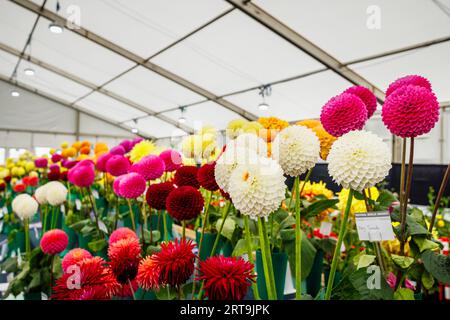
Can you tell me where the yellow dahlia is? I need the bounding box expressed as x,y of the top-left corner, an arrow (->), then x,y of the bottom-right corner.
242,121 -> 263,135
337,187 -> 379,217
130,140 -> 159,163
312,125 -> 337,160
226,119 -> 248,139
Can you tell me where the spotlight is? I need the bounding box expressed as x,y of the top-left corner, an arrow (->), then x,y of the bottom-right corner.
11,90 -> 20,97
258,101 -> 269,111
49,22 -> 64,34
24,68 -> 35,76
131,128 -> 138,134
258,84 -> 272,112
178,116 -> 186,124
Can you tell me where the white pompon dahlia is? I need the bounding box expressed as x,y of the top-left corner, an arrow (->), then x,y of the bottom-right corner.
327,130 -> 391,192
214,146 -> 260,193
45,181 -> 68,206
12,194 -> 38,220
233,133 -> 268,157
272,125 -> 320,176
228,157 -> 286,219
34,185 -> 48,204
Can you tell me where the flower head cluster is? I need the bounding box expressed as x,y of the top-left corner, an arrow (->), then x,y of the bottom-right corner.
12,194 -> 38,219
129,155 -> 165,181
61,248 -> 92,273
113,172 -> 146,199
166,186 -> 204,221
40,229 -> 68,255
146,182 -> 175,210
108,237 -> 141,284
68,160 -> 95,188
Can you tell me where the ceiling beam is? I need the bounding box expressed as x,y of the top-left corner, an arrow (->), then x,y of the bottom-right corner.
10,0 -> 258,121
0,75 -> 155,139
0,42 -> 194,134
0,127 -> 133,140
226,0 -> 386,104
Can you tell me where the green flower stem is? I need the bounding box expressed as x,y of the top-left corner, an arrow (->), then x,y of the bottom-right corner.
50,206 -> 58,230
126,198 -> 136,232
88,186 -> 103,238
245,215 -> 260,300
42,205 -> 48,234
325,188 -> 354,300
294,169 -> 312,300
24,217 -> 30,259
128,279 -> 136,300
162,210 -> 169,242
182,220 -> 186,240
258,217 -> 277,300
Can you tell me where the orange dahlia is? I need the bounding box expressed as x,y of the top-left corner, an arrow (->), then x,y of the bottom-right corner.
296,119 -> 321,129
297,120 -> 336,160
136,255 -> 160,290
257,117 -> 289,142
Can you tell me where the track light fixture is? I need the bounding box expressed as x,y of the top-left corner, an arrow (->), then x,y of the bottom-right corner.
178,106 -> 186,124
258,84 -> 272,111
49,1 -> 64,34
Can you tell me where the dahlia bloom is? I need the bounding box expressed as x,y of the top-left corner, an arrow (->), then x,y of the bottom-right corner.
136,255 -> 160,290
257,117 -> 289,142
45,181 -> 68,206
106,155 -> 130,177
385,75 -> 432,97
166,186 -> 204,221
108,227 -> 138,246
272,125 -> 320,177
40,229 -> 69,255
320,93 -> 368,137
226,119 -> 248,139
129,140 -> 159,163
344,86 -> 378,119
382,84 -> 439,138
152,239 -> 195,287
51,153 -> 62,163
110,145 -> 126,156
296,119 -> 321,129
13,183 -> 26,193
337,187 -> 379,217
173,165 -> 200,189
242,121 -> 264,135
115,172 -> 146,199
228,156 -> 286,218
145,182 -> 175,210
119,139 -> 133,153
108,237 -> 141,284
159,149 -> 182,172
197,256 -> 255,300
12,194 -> 38,219
113,175 -> 126,197
129,155 -> 165,181
34,185 -> 48,204
52,257 -> 119,300
312,125 -> 337,160
95,152 -> 112,172
61,248 -> 92,273
197,162 -> 219,191
68,161 -> 95,187
327,130 -> 391,192
34,157 -> 48,168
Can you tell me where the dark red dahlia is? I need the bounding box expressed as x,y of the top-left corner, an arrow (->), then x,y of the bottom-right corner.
108,237 -> 142,284
196,256 -> 255,300
145,182 -> 175,210
173,165 -> 200,189
152,239 -> 195,287
220,188 -> 231,201
197,162 -> 219,191
166,186 -> 204,221
51,257 -> 120,300
47,170 -> 60,181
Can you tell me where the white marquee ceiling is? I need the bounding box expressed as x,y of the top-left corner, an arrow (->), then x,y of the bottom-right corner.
0,0 -> 449,139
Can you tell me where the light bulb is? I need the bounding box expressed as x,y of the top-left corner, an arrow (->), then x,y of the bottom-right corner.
178,116 -> 186,124
49,22 -> 63,34
11,90 -> 20,97
24,68 -> 35,76
258,102 -> 269,111
131,128 -> 138,134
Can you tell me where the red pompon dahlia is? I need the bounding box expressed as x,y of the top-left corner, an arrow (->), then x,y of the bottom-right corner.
344,86 -> 377,119
196,256 -> 256,300
145,182 -> 175,210
173,165 -> 200,189
52,257 -> 120,300
166,186 -> 204,221
386,74 -> 432,97
382,84 -> 439,138
106,155 -> 130,177
197,162 -> 219,191
136,255 -> 160,290
108,237 -> 142,284
109,227 -> 138,246
40,229 -> 68,255
320,93 -> 368,137
13,183 -> 26,193
152,239 -> 195,287
61,248 -> 92,273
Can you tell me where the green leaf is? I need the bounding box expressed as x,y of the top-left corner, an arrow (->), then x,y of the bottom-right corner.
283,232 -> 316,280
356,254 -> 376,270
143,230 -> 161,243
272,208 -> 289,223
346,267 -> 394,300
394,288 -> 415,300
353,191 -> 365,200
391,254 -> 414,269
301,199 -> 339,219
156,286 -> 176,300
280,228 -> 295,241
373,190 -> 397,211
88,238 -> 107,252
232,237 -> 259,257
1,256 -> 18,273
421,250 -> 450,284
421,270 -> 435,290
28,271 -> 41,290
215,217 -> 236,241
146,245 -> 161,256
413,236 -> 440,253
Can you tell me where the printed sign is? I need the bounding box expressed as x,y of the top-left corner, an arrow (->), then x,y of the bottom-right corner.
355,211 -> 395,241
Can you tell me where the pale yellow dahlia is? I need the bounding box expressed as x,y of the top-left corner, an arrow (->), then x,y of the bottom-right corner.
228,156 -> 286,219
327,130 -> 391,192
272,125 -> 320,177
226,119 -> 248,139
242,121 -> 263,135
232,133 -> 267,157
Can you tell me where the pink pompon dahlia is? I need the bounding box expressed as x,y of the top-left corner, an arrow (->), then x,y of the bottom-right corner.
382,84 -> 439,138
113,175 -> 126,197
108,237 -> 142,284
51,153 -> 62,163
110,145 -> 126,156
197,162 -> 219,191
196,256 -> 256,300
40,229 -> 69,255
145,182 -> 175,210
173,165 -> 200,189
108,227 -> 138,246
34,157 -> 48,168
96,152 -> 112,172
106,155 -> 130,177
152,239 -> 196,287
386,75 -> 432,97
344,86 -> 378,119
61,248 -> 92,273
159,149 -> 182,172
52,256 -> 120,300
320,93 -> 368,137
166,186 -> 204,221
136,255 -> 160,290
68,161 -> 95,187
116,172 -> 146,199
120,139 -> 133,153
129,155 -> 165,181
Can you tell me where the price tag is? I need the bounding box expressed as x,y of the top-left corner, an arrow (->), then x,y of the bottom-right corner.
60,205 -> 65,213
319,221 -> 332,236
97,220 -> 108,234
92,189 -> 99,199
355,211 -> 395,241
75,199 -> 82,210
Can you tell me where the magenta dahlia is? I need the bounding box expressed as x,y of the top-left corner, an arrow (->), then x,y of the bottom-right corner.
386,74 -> 432,97
344,86 -> 377,119
106,155 -> 130,177
116,172 -> 146,199
129,155 -> 165,181
159,149 -> 182,172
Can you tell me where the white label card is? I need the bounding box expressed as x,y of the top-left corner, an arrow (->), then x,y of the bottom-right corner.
355,211 -> 395,241
319,221 -> 332,236
75,199 -> 82,210
97,220 -> 108,234
92,190 -> 99,199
